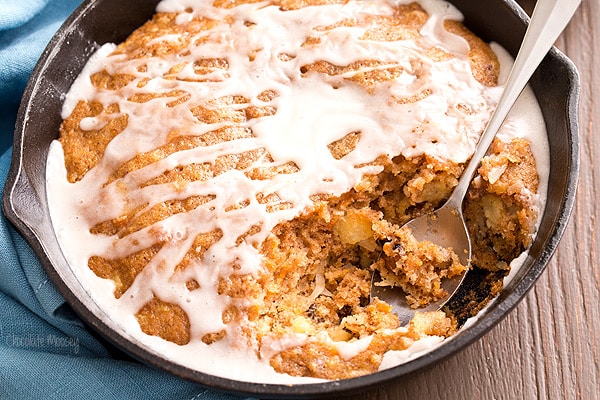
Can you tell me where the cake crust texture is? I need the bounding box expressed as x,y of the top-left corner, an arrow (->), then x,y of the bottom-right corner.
53,0 -> 541,381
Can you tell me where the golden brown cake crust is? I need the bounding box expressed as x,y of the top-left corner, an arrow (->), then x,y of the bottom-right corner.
56,0 -> 540,380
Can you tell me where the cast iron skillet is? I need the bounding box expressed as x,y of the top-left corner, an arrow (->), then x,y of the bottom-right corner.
2,0 -> 579,398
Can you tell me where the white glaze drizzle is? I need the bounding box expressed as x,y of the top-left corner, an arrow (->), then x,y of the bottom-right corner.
46,0 -> 548,383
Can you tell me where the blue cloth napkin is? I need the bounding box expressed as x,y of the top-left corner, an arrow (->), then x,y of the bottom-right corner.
0,1 -> 255,399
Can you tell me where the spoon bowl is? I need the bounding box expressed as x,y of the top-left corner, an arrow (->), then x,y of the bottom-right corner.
371,201 -> 470,324
371,0 -> 581,322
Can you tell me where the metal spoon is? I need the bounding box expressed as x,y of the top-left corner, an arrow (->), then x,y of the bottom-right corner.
371,0 -> 581,325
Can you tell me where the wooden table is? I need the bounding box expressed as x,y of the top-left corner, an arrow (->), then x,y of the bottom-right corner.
345,1 -> 600,399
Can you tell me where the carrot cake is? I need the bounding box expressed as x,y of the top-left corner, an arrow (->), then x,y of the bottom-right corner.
46,0 -> 546,383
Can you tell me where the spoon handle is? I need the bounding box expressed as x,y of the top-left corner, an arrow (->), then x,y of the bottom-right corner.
448,0 -> 581,207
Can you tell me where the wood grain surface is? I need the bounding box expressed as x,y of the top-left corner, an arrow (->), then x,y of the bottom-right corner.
343,1 -> 600,399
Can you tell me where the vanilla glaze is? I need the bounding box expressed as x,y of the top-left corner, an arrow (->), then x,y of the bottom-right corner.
46,0 -> 548,383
